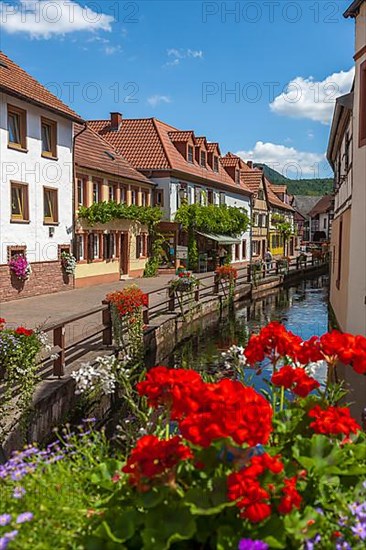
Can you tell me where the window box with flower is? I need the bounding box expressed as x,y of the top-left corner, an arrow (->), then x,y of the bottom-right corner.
8,254 -> 31,282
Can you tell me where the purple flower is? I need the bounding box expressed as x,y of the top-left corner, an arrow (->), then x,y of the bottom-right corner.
0,515 -> 11,527
12,486 -> 26,499
351,521 -> 366,540
16,512 -> 33,524
238,540 -> 269,550
0,531 -> 18,550
336,542 -> 351,550
305,534 -> 321,550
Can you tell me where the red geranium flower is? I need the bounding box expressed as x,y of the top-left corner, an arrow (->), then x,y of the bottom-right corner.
107,286 -> 148,317
271,365 -> 319,397
122,435 -> 192,491
15,326 -> 34,337
308,405 -> 361,437
244,322 -> 303,365
137,366 -> 204,420
0,318 -> 5,330
179,379 -> 273,448
227,453 -> 284,523
278,477 -> 302,515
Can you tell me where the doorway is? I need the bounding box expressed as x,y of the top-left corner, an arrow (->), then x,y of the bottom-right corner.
120,233 -> 129,276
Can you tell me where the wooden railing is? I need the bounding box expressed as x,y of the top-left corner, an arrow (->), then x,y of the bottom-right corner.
37,255 -> 327,378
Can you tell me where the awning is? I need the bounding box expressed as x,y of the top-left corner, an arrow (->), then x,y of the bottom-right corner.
196,231 -> 241,245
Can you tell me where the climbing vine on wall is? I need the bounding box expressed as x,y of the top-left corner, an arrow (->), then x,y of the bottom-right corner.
78,202 -> 162,228
175,204 -> 249,236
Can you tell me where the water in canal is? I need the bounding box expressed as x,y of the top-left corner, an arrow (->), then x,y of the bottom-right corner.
165,275 -> 329,388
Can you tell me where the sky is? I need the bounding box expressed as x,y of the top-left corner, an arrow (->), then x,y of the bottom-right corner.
0,0 -> 357,180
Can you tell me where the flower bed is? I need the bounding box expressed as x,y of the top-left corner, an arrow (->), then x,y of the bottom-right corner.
85,322 -> 366,550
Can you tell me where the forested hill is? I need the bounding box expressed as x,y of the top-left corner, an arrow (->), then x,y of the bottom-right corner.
254,164 -> 333,196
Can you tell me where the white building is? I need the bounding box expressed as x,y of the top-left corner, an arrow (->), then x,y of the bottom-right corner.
0,51 -> 83,302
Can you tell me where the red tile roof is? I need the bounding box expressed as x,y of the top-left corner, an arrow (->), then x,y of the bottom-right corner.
308,195 -> 333,217
74,125 -> 153,186
266,182 -> 294,212
89,117 -> 252,197
240,168 -> 263,194
0,51 -> 83,123
207,142 -> 221,154
195,136 -> 208,148
168,130 -> 195,142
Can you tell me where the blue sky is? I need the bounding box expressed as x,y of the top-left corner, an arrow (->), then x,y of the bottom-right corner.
0,0 -> 356,179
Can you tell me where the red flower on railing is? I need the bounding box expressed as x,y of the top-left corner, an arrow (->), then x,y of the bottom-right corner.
107,286 -> 148,317
15,326 -> 34,337
215,265 -> 238,281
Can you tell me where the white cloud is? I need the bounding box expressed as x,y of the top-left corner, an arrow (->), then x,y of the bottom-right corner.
236,141 -> 326,178
104,45 -> 122,55
0,0 -> 114,39
270,68 -> 355,125
147,95 -> 172,107
164,48 -> 204,67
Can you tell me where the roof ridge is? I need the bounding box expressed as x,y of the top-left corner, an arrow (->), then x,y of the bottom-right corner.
152,118 -> 173,169
0,50 -> 82,122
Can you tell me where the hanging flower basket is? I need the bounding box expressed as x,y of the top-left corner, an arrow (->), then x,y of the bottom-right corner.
9,254 -> 31,281
61,252 -> 77,275
169,271 -> 199,293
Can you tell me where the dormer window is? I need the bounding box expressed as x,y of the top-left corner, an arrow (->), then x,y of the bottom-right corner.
200,151 -> 206,167
235,170 -> 240,184
188,145 -> 194,163
213,156 -> 219,172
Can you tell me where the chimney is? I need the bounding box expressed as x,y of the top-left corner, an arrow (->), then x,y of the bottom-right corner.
110,112 -> 122,131
247,161 -> 253,169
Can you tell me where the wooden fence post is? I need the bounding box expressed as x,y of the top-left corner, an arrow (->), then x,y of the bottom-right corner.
214,273 -> 220,294
194,287 -> 200,302
143,307 -> 150,325
53,325 -> 65,377
168,287 -> 175,312
102,300 -> 113,346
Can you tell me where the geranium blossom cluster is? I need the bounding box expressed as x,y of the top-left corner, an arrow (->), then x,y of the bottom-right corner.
107,286 -> 148,317
308,405 -> 361,438
227,453 -> 302,522
122,435 -> 192,491
244,322 -> 366,374
215,265 -> 238,280
271,365 -> 320,397
137,366 -> 273,447
8,254 -> 31,281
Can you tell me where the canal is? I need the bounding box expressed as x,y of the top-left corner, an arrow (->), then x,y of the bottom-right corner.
165,275 -> 329,387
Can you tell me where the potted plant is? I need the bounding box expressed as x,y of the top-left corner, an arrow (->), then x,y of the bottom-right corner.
61,251 -> 77,275
8,254 -> 31,282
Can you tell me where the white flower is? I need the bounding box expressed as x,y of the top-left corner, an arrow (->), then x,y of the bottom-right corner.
71,356 -> 117,395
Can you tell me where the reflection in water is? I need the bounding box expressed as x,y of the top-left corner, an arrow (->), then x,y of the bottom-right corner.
167,276 -> 329,378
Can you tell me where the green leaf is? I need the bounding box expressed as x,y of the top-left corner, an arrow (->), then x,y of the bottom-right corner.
185,477 -> 235,515
142,502 -> 196,550
90,459 -> 124,490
